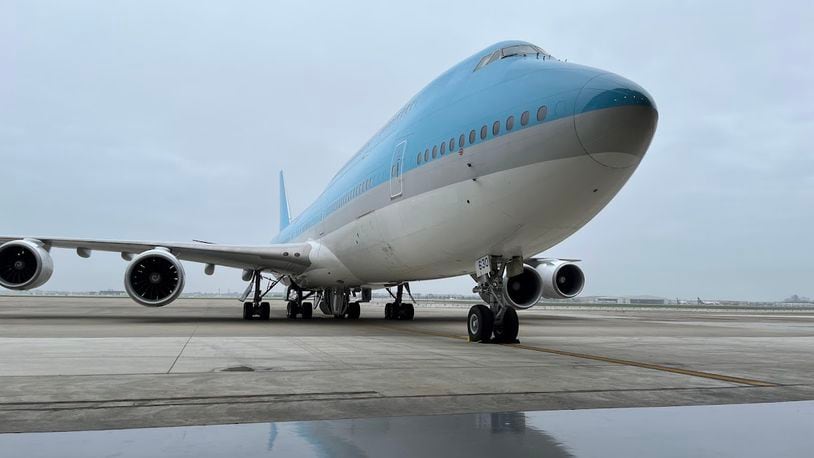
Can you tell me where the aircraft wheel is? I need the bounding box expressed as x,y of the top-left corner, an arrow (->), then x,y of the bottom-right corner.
259,302 -> 271,321
493,308 -> 519,343
318,299 -> 331,315
384,303 -> 393,320
399,303 -> 414,320
243,302 -> 253,320
286,301 -> 299,319
346,302 -> 361,320
301,302 -> 313,319
467,304 -> 494,343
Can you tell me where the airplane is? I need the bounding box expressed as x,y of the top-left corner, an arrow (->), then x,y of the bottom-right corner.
697,297 -> 721,305
0,40 -> 657,343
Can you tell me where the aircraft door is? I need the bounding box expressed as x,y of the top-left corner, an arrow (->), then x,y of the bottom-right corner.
390,140 -> 406,199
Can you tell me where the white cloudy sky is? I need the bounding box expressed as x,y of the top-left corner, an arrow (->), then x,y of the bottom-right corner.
1,1 -> 812,301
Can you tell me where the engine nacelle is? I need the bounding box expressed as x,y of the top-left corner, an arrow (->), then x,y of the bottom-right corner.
0,240 -> 54,290
537,260 -> 585,299
501,265 -> 544,310
124,249 -> 185,307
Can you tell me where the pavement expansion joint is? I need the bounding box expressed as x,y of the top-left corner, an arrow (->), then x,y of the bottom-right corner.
0,391 -> 383,412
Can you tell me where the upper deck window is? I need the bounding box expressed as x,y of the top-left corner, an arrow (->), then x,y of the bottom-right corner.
474,44 -> 550,71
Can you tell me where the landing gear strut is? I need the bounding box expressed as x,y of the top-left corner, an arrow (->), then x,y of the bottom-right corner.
242,270 -> 273,321
384,284 -> 415,321
238,271 -> 317,321
286,285 -> 314,319
469,256 -> 521,343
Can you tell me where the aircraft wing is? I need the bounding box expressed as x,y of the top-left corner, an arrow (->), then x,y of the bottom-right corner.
0,236 -> 312,274
525,257 -> 581,267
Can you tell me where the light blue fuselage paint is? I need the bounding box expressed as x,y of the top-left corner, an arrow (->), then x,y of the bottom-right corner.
274,41 -> 654,245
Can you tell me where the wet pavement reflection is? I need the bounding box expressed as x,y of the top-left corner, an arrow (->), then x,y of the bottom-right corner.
1,401 -> 812,457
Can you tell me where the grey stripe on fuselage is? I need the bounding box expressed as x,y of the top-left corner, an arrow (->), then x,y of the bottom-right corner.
294,111 -> 588,244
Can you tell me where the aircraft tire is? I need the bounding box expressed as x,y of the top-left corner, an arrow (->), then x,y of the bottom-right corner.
400,303 -> 414,320
301,302 -> 313,319
493,308 -> 519,343
243,302 -> 253,320
347,302 -> 361,320
286,301 -> 299,319
467,304 -> 494,343
384,303 -> 393,320
259,302 -> 270,320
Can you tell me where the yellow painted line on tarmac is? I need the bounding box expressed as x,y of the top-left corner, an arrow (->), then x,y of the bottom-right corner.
505,343 -> 778,387
377,324 -> 778,388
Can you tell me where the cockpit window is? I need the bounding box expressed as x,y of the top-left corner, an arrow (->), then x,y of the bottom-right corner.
474,44 -> 550,71
501,45 -> 542,58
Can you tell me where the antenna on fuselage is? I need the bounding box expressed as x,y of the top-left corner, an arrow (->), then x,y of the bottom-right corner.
279,171 -> 291,231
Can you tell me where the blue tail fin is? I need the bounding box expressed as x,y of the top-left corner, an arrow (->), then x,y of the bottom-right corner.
279,171 -> 290,231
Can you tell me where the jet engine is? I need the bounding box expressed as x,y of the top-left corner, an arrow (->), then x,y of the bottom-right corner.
124,249 -> 185,307
537,260 -> 585,299
0,240 -> 54,290
501,265 -> 544,309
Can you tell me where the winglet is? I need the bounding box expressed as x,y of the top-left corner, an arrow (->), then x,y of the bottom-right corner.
279,171 -> 291,231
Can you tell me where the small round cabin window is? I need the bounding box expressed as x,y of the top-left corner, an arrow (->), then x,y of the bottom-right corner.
537,105 -> 548,122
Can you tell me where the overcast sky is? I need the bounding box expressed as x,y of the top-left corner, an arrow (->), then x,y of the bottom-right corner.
1,1 -> 812,301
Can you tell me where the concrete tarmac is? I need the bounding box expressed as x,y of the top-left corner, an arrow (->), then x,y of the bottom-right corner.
1,296 -> 813,433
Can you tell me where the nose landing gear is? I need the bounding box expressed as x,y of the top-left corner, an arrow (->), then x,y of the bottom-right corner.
469,256 -> 521,343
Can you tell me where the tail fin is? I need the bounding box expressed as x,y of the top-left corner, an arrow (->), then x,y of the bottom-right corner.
279,171 -> 291,231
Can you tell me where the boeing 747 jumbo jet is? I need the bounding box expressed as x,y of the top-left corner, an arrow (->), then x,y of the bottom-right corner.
0,41 -> 657,343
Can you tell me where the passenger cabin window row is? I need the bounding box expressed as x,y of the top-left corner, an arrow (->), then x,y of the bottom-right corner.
288,212 -> 321,239
415,104 -> 549,166
327,177 -> 374,213
290,172 -> 381,240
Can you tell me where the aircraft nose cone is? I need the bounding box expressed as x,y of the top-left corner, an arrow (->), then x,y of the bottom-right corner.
574,73 -> 658,168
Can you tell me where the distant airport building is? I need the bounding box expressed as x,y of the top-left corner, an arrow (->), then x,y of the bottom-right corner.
596,297 -> 620,304
629,297 -> 667,305
579,295 -> 670,305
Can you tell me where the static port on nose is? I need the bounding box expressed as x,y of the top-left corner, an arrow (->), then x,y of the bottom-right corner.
574,73 -> 658,168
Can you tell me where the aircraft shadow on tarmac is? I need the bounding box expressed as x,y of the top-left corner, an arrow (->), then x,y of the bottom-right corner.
0,312 -> 576,325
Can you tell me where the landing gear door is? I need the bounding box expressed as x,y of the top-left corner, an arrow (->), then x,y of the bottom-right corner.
390,140 -> 406,199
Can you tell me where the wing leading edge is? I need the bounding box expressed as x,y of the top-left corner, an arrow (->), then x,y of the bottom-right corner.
0,236 -> 312,274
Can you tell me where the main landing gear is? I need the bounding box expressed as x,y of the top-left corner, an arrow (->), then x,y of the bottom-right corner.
242,270 -> 273,321
468,256 -> 521,343
315,288 -> 363,319
239,271 -> 313,321
384,284 -> 414,321
285,285 -> 314,320
239,274 -> 371,321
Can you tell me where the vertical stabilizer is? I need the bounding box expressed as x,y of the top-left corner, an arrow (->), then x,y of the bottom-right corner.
279,171 -> 291,231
